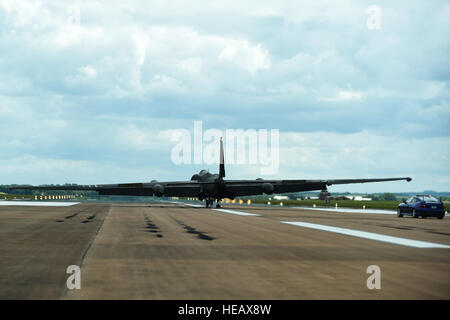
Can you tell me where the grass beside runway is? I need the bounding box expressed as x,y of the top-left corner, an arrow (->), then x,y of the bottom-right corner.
250,199 -> 407,210
2,194 -> 446,212
0,194 -> 35,200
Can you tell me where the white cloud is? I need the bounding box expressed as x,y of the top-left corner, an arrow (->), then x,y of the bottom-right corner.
273,131 -> 450,192
114,124 -> 173,151
65,65 -> 98,87
176,57 -> 203,75
218,42 -> 271,74
319,90 -> 365,102
0,0 -> 448,191
0,155 -> 164,185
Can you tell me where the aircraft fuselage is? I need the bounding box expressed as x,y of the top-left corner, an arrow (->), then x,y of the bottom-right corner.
190,170 -> 232,202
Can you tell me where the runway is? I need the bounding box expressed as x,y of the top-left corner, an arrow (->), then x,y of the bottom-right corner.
0,202 -> 449,299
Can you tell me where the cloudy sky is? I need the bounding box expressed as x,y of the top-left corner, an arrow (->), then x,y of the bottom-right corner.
0,0 -> 449,192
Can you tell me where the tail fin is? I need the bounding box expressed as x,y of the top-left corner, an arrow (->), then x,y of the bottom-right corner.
219,137 -> 225,178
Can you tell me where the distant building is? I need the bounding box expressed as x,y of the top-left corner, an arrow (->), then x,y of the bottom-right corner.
273,195 -> 289,200
343,195 -> 372,201
353,196 -> 372,201
319,195 -> 373,201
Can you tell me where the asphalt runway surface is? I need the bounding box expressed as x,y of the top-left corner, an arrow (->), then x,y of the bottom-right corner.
0,202 -> 449,299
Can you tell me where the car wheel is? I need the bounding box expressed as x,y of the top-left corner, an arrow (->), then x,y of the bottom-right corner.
412,209 -> 419,218
438,214 -> 444,220
397,208 -> 403,217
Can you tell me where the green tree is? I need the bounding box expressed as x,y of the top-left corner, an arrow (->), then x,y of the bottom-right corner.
382,193 -> 397,201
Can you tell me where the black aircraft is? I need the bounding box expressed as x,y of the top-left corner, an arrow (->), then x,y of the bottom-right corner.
11,138 -> 412,208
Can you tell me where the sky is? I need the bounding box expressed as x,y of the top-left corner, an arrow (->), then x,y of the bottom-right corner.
0,0 -> 449,193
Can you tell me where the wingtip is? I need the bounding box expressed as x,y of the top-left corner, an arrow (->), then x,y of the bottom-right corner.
406,177 -> 412,182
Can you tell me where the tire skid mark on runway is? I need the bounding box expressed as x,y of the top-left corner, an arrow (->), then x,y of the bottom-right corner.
428,231 -> 450,236
364,222 -> 450,235
376,224 -> 414,230
62,206 -> 103,223
65,206 -> 95,220
81,208 -> 104,223
373,224 -> 450,235
281,221 -> 450,249
87,211 -> 100,221
142,212 -> 163,238
65,211 -> 82,219
172,217 -> 214,241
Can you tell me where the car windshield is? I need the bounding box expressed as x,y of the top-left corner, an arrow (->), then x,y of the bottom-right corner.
416,195 -> 440,203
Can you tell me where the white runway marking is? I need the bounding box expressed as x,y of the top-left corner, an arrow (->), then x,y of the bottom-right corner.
184,203 -> 204,207
294,206 -> 450,217
0,201 -> 80,207
212,208 -> 260,216
294,206 -> 396,215
165,201 -> 202,207
164,201 -> 203,207
281,221 -> 450,249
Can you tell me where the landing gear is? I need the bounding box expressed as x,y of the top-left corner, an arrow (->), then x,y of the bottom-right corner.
205,199 -> 222,208
205,199 -> 214,208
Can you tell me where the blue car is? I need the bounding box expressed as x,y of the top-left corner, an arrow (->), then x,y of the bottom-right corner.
397,195 -> 446,219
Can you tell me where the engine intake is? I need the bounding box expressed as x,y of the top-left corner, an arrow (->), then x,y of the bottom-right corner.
262,183 -> 274,195
153,184 -> 165,197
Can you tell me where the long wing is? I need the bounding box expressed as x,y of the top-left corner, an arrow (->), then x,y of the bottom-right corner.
10,177 -> 411,197
9,137 -> 412,198
223,177 -> 412,197
9,181 -> 202,197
